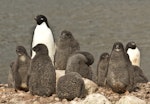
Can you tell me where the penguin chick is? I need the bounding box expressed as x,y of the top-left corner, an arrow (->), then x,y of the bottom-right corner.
28,44 -> 56,96
65,51 -> 94,80
55,30 -> 80,70
56,72 -> 87,100
8,46 -> 30,91
97,52 -> 109,86
106,42 -> 135,93
133,65 -> 148,84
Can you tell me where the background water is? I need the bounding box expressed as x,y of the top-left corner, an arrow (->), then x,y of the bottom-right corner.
0,0 -> 150,83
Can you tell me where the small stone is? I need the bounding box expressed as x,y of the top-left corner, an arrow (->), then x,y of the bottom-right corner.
33,101 -> 41,104
1,95 -> 7,98
81,93 -> 111,104
48,96 -> 55,102
117,95 -> 146,104
54,102 -> 62,104
73,97 -> 81,101
62,99 -> 69,104
0,99 -> 7,103
70,101 -> 79,104
55,97 -> 60,101
52,94 -> 57,97
10,97 -> 21,102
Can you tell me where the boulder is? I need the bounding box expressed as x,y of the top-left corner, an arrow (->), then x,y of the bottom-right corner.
116,95 -> 146,104
80,93 -> 111,104
82,78 -> 98,94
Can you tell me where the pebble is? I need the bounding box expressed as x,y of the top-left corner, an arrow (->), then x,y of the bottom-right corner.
81,93 -> 112,104
55,97 -> 60,101
33,101 -> 41,104
0,83 -> 149,104
116,95 -> 146,104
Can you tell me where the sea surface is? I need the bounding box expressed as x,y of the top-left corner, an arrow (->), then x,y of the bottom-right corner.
0,0 -> 150,83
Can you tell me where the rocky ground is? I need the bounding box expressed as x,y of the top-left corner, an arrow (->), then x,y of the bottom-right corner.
0,82 -> 149,104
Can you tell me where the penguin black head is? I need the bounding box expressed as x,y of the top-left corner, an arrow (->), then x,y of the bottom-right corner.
16,46 -> 27,56
32,44 -> 48,55
100,52 -> 110,61
112,42 -> 124,52
125,41 -> 137,51
34,15 -> 49,27
60,30 -> 74,40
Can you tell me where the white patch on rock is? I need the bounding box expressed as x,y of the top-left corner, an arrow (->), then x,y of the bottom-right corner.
82,78 -> 98,94
56,70 -> 65,85
116,95 -> 146,104
80,93 -> 112,104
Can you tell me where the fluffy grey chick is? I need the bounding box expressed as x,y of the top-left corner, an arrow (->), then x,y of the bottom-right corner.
65,51 -> 94,80
54,30 -> 80,70
106,42 -> 135,93
28,44 -> 56,96
133,65 -> 148,84
8,46 -> 30,91
56,72 -> 87,100
97,52 -> 109,86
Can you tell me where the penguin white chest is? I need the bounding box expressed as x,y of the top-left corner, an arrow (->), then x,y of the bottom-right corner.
127,47 -> 140,66
32,22 -> 55,63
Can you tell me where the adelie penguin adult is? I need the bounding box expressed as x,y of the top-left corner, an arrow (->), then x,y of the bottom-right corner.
28,44 -> 56,96
56,72 -> 87,100
125,41 -> 140,66
106,42 -> 135,93
8,46 -> 31,91
31,14 -> 55,65
55,30 -> 80,70
65,51 -> 94,80
97,52 -> 109,87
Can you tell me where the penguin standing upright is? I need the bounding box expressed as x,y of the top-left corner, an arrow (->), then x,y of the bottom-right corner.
8,46 -> 30,91
31,15 -> 55,65
28,44 -> 56,96
125,41 -> 140,66
106,42 -> 134,93
97,52 -> 109,86
55,30 -> 80,70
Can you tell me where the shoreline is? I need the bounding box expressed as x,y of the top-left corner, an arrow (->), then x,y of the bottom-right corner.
0,82 -> 149,104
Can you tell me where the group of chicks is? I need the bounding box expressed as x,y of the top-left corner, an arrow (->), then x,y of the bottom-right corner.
7,14 -> 148,101
97,42 -> 148,94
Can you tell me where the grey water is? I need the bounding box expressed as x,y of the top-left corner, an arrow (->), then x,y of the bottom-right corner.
0,0 -> 150,83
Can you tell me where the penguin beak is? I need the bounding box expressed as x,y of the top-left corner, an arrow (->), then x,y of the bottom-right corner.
34,17 -> 37,21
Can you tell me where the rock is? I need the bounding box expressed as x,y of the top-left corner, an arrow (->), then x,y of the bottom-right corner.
55,97 -> 60,101
0,99 -> 7,103
116,95 -> 146,104
33,101 -> 41,104
56,70 -> 65,84
18,101 -> 29,104
9,97 -> 21,102
54,102 -> 63,104
80,93 -> 111,104
83,78 -> 98,94
62,99 -> 69,104
70,100 -> 79,104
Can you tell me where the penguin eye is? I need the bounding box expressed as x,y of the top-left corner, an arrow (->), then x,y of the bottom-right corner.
66,33 -> 71,38
40,18 -> 44,21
